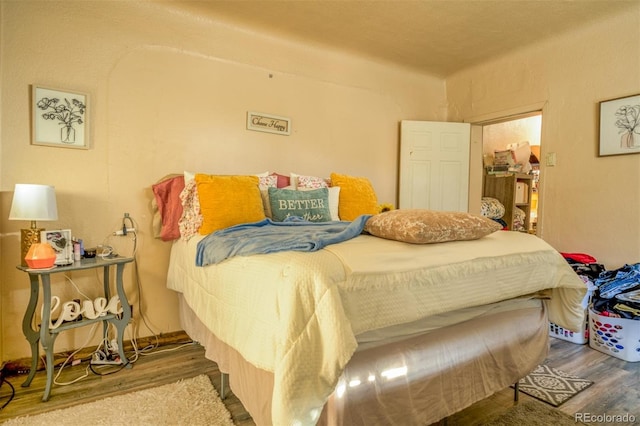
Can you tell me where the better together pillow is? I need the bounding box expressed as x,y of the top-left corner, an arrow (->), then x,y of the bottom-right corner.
365,209 -> 502,244
298,186 -> 340,221
268,187 -> 331,222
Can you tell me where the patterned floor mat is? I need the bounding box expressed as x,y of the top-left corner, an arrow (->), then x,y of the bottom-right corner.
514,364 -> 593,406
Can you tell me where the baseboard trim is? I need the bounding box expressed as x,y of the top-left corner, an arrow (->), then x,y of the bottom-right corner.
2,330 -> 191,377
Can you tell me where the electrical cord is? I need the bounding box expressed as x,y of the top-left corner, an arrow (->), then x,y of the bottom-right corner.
0,363 -> 15,411
0,378 -> 15,411
88,324 -> 131,376
37,213 -> 186,387
88,355 -> 130,376
54,322 -> 130,381
120,214 -> 161,352
91,216 -> 151,350
63,274 -> 93,301
86,214 -> 161,371
131,257 -> 160,351
32,275 -> 98,386
53,322 -> 99,386
137,341 -> 195,356
87,328 -> 194,376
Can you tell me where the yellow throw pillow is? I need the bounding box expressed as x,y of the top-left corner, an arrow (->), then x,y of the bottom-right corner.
330,172 -> 379,221
195,174 -> 265,234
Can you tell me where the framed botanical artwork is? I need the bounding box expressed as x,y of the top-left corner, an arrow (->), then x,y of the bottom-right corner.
31,85 -> 89,149
598,94 -> 640,157
41,229 -> 73,266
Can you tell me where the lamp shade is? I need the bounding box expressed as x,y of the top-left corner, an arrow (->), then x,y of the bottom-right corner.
9,184 -> 58,221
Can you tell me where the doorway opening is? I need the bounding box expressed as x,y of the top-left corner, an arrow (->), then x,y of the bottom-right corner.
481,113 -> 542,233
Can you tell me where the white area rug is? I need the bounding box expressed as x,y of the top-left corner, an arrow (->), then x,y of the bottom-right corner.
3,375 -> 234,426
485,401 -> 587,426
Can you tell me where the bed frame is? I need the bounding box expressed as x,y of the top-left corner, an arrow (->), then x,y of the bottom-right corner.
179,294 -> 548,425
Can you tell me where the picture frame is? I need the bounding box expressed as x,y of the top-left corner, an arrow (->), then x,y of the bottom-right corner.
247,111 -> 291,136
598,94 -> 640,157
32,85 -> 89,149
41,229 -> 73,266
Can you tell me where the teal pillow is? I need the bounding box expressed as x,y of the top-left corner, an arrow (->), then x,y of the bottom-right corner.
268,187 -> 331,222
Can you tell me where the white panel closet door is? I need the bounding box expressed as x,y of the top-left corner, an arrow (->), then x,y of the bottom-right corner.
399,120 -> 471,211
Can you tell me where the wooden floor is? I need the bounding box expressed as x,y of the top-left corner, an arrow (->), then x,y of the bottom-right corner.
441,337 -> 640,426
0,338 -> 638,425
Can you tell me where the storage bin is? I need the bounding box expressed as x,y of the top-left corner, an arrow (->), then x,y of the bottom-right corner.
589,307 -> 640,362
549,315 -> 588,345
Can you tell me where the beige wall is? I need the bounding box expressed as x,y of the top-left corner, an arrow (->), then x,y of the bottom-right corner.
0,1 -> 445,361
447,4 -> 640,268
483,115 -> 542,157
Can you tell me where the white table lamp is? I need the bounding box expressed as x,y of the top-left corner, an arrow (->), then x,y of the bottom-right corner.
9,184 -> 58,266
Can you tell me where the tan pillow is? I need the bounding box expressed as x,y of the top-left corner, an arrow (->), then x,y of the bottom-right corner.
364,209 -> 502,244
195,174 -> 265,234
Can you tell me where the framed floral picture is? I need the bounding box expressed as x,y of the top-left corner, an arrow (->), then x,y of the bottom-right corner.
598,94 -> 640,157
41,229 -> 73,266
31,85 -> 89,149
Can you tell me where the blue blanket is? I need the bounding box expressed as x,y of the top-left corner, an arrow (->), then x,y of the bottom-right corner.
196,215 -> 371,266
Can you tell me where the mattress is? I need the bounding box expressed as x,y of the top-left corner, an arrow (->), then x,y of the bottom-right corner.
167,230 -> 586,425
355,295 -> 543,349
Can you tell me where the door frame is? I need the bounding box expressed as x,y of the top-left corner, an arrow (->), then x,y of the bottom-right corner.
464,101 -> 547,236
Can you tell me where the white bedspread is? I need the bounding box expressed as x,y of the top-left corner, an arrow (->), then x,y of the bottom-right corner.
166,231 -> 586,426
326,232 -> 586,335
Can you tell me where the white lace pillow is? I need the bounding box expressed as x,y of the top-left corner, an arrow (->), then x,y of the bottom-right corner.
178,179 -> 203,240
365,209 -> 502,244
481,197 -> 505,219
258,175 -> 278,189
513,207 -> 526,232
291,173 -> 330,189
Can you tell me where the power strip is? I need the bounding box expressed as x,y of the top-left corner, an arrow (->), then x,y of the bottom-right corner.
113,228 -> 135,236
90,358 -> 122,365
91,352 -> 121,365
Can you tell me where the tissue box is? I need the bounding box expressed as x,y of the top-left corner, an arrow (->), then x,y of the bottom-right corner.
515,182 -> 528,204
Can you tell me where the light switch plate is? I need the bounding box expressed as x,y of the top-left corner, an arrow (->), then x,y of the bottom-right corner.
546,152 -> 557,166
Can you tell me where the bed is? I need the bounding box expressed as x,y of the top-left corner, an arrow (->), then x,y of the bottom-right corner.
153,172 -> 587,425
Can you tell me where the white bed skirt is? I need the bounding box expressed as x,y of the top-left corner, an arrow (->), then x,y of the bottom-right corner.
178,294 -> 549,425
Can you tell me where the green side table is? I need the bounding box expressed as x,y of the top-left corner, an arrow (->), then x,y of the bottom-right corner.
17,256 -> 134,401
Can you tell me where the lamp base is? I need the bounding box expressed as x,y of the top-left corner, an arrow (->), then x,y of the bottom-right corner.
20,227 -> 44,267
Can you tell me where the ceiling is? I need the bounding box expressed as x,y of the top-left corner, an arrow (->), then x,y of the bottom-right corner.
160,0 -> 637,77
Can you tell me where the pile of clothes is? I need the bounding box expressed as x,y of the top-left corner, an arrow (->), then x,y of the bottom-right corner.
563,253 -> 640,320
